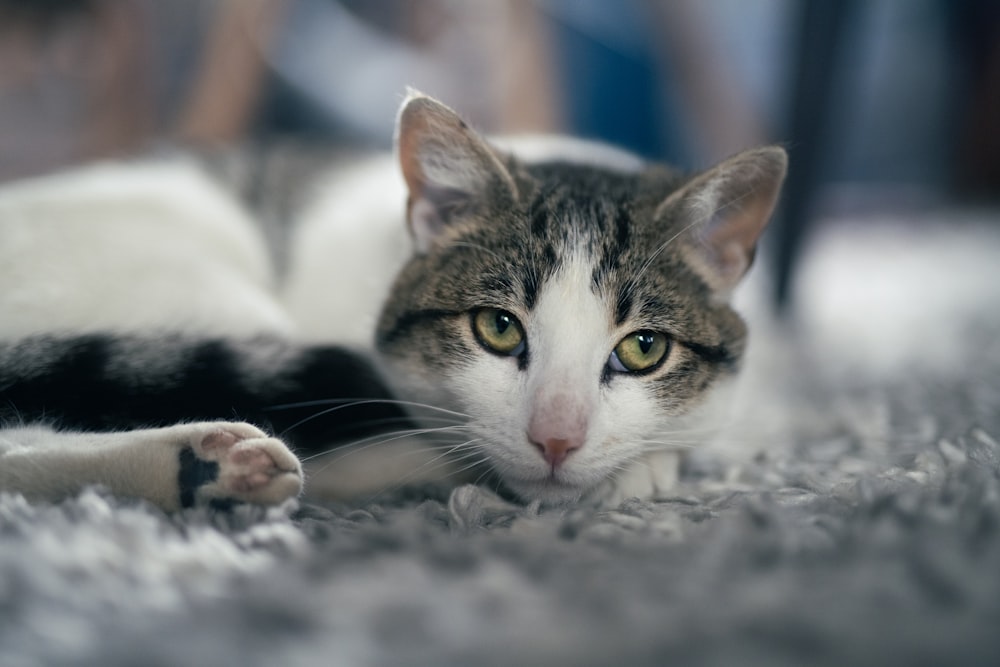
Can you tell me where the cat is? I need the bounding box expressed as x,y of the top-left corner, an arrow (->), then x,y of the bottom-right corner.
0,92 -> 786,511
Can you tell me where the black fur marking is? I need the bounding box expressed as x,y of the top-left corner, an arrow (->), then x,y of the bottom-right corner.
517,347 -> 530,371
480,274 -> 514,295
591,240 -> 622,294
177,446 -> 219,509
591,202 -> 633,299
683,340 -> 736,369
208,498 -> 237,512
522,271 -> 539,311
614,288 -> 634,326
637,296 -> 671,320
614,204 -> 631,250
379,308 -> 462,345
530,201 -> 549,238
542,244 -> 557,267
528,180 -> 568,239
0,334 -> 409,452
546,192 -> 576,236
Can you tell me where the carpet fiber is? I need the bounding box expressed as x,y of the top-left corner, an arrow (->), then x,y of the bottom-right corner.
2,216 -> 1000,666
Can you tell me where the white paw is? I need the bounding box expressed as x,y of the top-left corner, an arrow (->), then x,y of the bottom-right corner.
179,422 -> 303,507
591,450 -> 681,507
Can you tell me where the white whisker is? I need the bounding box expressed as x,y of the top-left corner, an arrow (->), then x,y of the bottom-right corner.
447,454 -> 493,478
302,424 -> 471,465
269,397 -> 470,418
364,445 -> 491,502
633,440 -> 699,451
276,398 -> 470,437
472,467 -> 495,488
408,439 -> 484,474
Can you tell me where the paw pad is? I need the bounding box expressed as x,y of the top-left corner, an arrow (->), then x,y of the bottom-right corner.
178,422 -> 303,508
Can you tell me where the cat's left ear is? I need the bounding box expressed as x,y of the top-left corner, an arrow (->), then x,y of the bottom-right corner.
659,146 -> 787,295
396,91 -> 518,253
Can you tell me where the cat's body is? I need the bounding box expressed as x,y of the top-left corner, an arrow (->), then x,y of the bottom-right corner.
0,93 -> 786,511
0,163 -> 398,509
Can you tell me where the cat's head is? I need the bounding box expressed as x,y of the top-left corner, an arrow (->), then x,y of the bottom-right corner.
376,93 -> 786,504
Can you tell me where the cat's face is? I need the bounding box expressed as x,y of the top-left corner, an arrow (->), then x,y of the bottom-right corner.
376,94 -> 786,504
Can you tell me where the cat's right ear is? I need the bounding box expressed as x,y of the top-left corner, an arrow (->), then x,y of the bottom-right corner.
396,91 -> 517,253
658,146 -> 787,297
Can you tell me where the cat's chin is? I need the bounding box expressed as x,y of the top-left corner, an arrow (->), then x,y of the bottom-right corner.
498,449 -> 683,508
500,475 -> 595,507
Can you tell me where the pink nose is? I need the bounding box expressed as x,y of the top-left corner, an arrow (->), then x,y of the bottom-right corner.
531,436 -> 581,468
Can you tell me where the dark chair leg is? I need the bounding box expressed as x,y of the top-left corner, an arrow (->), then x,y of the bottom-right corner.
773,0 -> 858,312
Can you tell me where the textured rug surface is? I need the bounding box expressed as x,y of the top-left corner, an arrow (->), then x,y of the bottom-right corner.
3,215 -> 1000,666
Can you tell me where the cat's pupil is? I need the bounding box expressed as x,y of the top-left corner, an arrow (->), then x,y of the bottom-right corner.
495,313 -> 510,334
637,334 -> 654,355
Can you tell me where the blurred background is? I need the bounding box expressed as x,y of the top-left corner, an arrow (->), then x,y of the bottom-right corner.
1,0 -> 998,309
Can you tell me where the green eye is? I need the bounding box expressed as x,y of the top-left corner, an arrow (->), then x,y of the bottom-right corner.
610,331 -> 669,373
472,308 -> 525,356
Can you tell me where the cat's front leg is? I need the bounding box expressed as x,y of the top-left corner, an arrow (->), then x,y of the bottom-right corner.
0,422 -> 302,511
590,449 -> 681,507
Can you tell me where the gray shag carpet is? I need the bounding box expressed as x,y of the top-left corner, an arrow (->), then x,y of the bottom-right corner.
3,215 -> 1000,666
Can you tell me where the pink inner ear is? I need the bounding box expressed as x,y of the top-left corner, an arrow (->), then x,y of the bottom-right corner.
395,94 -> 519,252
397,101 -> 464,252
687,150 -> 786,292
707,239 -> 752,288
408,197 -> 450,254
695,203 -> 770,292
700,194 -> 774,283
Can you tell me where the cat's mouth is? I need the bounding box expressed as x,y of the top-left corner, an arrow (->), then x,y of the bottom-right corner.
539,468 -> 578,486
499,467 -> 598,505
